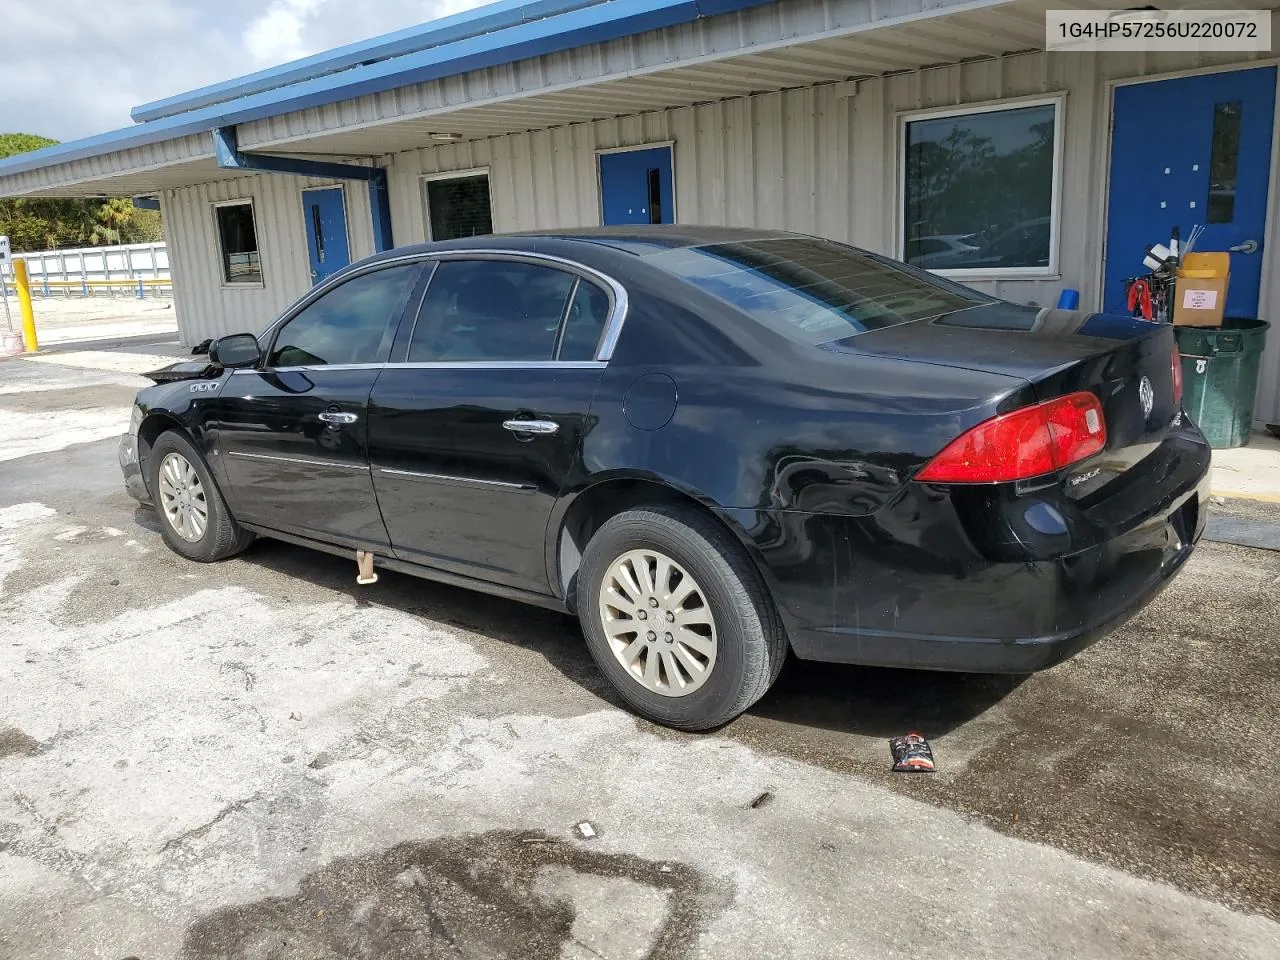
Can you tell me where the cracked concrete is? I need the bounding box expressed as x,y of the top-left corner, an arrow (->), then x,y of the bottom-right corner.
2,350 -> 1279,959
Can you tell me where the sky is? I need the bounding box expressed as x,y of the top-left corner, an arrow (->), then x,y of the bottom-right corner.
0,0 -> 489,144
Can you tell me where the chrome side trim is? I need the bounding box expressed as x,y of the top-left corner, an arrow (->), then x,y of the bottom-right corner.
377,467 -> 535,492
385,360 -> 605,371
233,360 -> 607,374
227,450 -> 369,471
232,364 -> 381,373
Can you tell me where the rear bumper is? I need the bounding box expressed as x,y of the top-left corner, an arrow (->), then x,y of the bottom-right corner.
742,424 -> 1212,673
118,433 -> 151,505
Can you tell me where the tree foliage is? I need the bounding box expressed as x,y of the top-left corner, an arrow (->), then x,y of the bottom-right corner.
0,133 -> 164,252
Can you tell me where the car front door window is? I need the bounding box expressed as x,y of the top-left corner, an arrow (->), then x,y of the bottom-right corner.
270,264 -> 420,367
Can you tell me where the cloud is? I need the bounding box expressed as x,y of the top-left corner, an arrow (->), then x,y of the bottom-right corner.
0,0 -> 488,142
244,0 -> 327,67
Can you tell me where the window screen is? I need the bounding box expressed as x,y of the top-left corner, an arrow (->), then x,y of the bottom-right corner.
215,202 -> 262,284
903,103 -> 1057,272
648,237 -> 986,344
269,264 -> 420,367
424,175 -> 494,241
408,259 -> 577,362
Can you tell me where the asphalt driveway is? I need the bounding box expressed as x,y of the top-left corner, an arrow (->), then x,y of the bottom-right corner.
1,351 -> 1277,960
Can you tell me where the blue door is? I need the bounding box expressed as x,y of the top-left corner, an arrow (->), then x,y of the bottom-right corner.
598,147 -> 674,225
1105,67 -> 1275,316
302,186 -> 351,286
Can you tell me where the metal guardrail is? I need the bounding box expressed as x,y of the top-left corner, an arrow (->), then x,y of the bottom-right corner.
0,276 -> 172,299
0,241 -> 171,300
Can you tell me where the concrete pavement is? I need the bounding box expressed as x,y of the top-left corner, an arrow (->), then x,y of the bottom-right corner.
1,348 -> 1278,960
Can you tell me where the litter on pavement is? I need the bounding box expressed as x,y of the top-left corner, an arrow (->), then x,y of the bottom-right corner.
889,732 -> 936,773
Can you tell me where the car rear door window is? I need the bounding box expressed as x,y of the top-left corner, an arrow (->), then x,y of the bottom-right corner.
407,259 -> 578,362
270,264 -> 420,367
557,280 -> 612,361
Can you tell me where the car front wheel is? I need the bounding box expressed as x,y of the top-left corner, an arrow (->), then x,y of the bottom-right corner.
577,505 -> 787,731
148,430 -> 253,562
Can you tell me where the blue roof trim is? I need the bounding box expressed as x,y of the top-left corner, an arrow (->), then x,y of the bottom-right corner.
132,0 -> 609,123
0,0 -> 773,181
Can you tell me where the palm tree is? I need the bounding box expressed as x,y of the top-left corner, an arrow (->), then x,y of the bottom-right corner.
91,197 -> 137,245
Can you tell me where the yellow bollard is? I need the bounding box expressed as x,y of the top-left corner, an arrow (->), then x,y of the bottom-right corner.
13,259 -> 38,353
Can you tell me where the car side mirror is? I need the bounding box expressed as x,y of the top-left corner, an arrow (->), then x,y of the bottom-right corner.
209,333 -> 261,369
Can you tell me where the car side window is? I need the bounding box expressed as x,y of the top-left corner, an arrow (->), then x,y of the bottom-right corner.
557,280 -> 611,361
269,264 -> 420,367
407,259 -> 577,362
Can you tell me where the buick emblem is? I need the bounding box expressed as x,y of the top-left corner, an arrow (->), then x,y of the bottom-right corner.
1138,376 -> 1154,418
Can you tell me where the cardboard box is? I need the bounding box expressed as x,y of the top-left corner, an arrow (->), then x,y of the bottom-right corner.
1173,252 -> 1230,327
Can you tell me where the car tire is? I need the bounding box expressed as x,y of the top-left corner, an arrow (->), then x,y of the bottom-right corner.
577,504 -> 787,731
148,430 -> 253,562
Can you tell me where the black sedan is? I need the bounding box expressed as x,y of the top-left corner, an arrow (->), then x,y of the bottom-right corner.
119,227 -> 1210,730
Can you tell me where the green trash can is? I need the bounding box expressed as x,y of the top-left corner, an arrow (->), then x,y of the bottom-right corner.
1174,316 -> 1269,449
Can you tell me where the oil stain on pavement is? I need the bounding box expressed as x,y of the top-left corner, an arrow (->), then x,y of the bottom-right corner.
181,830 -> 730,959
0,728 -> 42,759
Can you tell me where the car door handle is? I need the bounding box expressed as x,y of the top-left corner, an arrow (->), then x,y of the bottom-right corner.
318,411 -> 358,425
502,419 -> 559,435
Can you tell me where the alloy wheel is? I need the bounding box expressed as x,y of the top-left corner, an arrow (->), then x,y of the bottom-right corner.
598,548 -> 718,697
157,452 -> 209,543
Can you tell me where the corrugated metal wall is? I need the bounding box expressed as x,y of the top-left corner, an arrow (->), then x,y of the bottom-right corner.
164,173 -> 375,344
385,85 -> 858,244
163,48 -> 1280,423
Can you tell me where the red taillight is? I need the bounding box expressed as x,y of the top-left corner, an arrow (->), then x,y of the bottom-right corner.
1171,345 -> 1184,407
917,391 -> 1107,484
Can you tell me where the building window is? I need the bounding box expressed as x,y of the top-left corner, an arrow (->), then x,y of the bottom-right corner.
902,98 -> 1060,275
214,200 -> 262,284
1207,100 -> 1242,224
423,171 -> 493,241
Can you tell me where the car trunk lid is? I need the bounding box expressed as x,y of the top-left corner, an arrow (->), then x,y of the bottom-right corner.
831,302 -> 1181,497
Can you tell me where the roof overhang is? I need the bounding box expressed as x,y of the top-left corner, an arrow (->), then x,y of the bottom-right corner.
3,0 -> 1275,199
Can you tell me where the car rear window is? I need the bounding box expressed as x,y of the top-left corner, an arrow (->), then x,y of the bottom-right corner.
647,237 -> 989,344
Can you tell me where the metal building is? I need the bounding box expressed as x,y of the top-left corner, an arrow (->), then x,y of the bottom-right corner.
2,0 -> 1279,421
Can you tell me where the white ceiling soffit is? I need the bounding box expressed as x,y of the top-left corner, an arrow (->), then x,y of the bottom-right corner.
238,0 -> 1280,158
237,0 -> 1025,153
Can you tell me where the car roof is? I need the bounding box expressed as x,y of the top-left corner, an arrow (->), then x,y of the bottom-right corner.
365,225 -> 802,265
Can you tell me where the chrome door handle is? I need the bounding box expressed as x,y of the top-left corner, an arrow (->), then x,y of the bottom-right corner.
1229,239 -> 1259,254
503,419 -> 559,435
318,411 -> 358,425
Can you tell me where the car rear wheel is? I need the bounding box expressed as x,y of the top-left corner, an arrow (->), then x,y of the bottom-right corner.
577,505 -> 787,731
149,430 -> 253,562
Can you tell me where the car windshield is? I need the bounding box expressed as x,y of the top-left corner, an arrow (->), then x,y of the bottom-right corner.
647,237 -> 990,344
